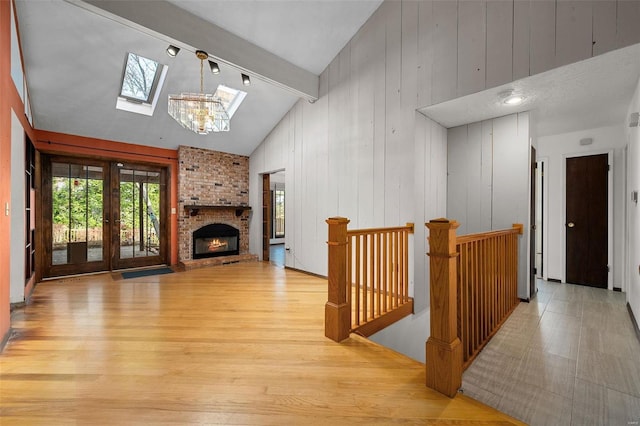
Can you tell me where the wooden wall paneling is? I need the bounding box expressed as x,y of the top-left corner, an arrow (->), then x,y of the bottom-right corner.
298,100 -> 316,270
311,72 -> 330,272
433,123 -> 448,218
431,0 -> 458,104
384,1 -> 402,226
417,0 -> 434,108
465,122 -> 483,233
485,0 -> 513,89
352,23 -> 375,229
447,126 -> 469,235
616,0 -> 640,48
338,47 -> 357,223
592,0 -> 617,56
414,114 -> 428,311
480,120 -> 493,231
555,1 -> 593,68
457,0 -> 487,97
283,112 -> 294,266
293,105 -> 304,270
491,114 -> 521,230
327,56 -> 341,221
400,0 -> 419,225
372,9 -> 387,226
492,113 -> 530,298
249,143 -> 264,258
529,0 -> 557,76
512,0 -> 531,80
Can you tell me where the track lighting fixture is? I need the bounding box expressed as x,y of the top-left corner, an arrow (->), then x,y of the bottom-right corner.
209,60 -> 220,74
241,73 -> 251,86
166,45 -> 180,57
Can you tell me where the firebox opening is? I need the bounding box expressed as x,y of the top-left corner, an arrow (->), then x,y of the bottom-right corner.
193,223 -> 240,259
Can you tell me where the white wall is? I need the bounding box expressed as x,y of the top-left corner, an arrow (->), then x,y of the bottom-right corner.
537,125 -> 627,289
447,112 -> 531,299
10,109 -> 25,304
250,2 -> 448,361
251,0 -> 640,359
419,0 -> 640,108
626,78 -> 640,323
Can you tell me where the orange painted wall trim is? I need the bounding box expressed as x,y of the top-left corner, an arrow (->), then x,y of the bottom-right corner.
34,130 -> 179,266
1,0 -> 12,347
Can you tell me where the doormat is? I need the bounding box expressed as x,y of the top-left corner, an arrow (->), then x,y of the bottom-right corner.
121,267 -> 174,280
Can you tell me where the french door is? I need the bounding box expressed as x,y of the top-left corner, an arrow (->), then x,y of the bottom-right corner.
42,156 -> 167,277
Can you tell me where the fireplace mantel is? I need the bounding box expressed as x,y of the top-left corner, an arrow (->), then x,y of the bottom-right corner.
184,205 -> 252,217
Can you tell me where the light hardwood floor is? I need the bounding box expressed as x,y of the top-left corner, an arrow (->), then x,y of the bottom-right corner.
1,262 -> 522,425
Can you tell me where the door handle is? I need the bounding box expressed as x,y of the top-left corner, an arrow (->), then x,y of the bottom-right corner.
567,222 -> 575,228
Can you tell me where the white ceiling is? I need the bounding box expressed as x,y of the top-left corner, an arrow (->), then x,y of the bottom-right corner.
15,0 -> 640,158
420,43 -> 640,136
15,0 -> 382,156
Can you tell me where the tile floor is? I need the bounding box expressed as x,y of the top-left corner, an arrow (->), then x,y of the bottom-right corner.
462,279 -> 640,426
269,243 -> 285,267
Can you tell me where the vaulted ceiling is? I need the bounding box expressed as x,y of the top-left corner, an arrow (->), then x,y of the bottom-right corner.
15,0 -> 382,155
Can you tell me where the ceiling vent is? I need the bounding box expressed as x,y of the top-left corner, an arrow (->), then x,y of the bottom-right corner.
630,112 -> 640,127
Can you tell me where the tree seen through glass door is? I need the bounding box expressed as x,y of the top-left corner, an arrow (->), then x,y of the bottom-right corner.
118,168 -> 160,259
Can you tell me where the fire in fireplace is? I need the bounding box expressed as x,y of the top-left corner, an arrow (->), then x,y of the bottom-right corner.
193,223 -> 239,259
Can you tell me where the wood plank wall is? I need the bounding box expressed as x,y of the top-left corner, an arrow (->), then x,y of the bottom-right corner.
447,113 -> 531,299
249,0 -> 639,355
250,1 -> 449,316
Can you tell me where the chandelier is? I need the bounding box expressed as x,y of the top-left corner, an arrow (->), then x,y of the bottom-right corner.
168,50 -> 230,134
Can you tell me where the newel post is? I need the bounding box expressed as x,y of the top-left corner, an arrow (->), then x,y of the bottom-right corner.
425,218 -> 463,397
325,217 -> 351,342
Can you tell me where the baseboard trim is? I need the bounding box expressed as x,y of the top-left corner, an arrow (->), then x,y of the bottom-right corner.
0,328 -> 11,352
284,266 -> 327,280
627,303 -> 640,344
548,278 -> 562,283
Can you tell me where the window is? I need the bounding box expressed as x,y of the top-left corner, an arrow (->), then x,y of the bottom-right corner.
214,85 -> 247,118
273,186 -> 285,238
116,53 -> 167,116
120,53 -> 161,103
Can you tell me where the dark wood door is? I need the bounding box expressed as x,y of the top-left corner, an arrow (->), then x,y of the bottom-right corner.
42,156 -> 110,277
566,154 -> 608,288
262,174 -> 271,261
111,163 -> 167,270
42,156 -> 168,277
530,147 -> 536,298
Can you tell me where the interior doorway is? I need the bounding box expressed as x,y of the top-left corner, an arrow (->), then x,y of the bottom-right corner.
565,153 -> 609,288
41,155 -> 168,277
530,147 -> 537,298
262,171 -> 286,266
534,159 -> 545,280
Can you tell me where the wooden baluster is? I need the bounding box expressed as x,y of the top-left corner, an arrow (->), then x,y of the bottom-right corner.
347,235 -> 352,323
426,219 -> 463,398
376,232 -> 381,316
325,217 -> 351,342
369,234 -> 374,320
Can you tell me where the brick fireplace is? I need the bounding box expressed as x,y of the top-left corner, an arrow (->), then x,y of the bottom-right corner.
177,146 -> 257,268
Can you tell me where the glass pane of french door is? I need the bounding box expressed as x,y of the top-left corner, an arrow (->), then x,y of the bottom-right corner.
113,164 -> 164,269
48,161 -> 108,275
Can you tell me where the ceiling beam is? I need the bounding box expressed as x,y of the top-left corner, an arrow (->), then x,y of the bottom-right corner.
65,0 -> 319,101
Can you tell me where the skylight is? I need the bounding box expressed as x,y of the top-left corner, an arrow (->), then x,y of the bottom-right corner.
120,53 -> 162,102
116,53 -> 167,116
214,85 -> 247,118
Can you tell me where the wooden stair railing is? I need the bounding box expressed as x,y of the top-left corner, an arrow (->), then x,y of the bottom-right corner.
325,217 -> 414,342
425,218 -> 522,397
